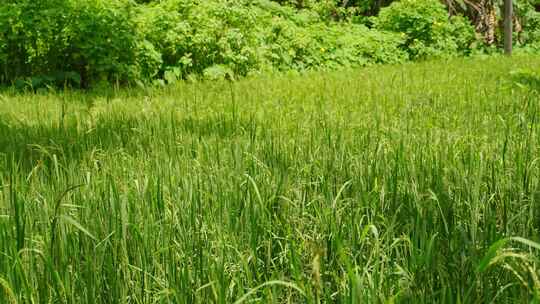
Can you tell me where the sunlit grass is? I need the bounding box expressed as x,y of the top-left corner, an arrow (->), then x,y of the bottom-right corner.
1,56 -> 540,303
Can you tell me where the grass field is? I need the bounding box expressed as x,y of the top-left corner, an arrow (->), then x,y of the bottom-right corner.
1,56 -> 540,303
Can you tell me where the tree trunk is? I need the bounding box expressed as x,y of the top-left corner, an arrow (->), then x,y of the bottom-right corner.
504,0 -> 513,55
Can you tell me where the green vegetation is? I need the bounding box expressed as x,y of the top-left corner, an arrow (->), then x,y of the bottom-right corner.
2,0 -> 540,302
2,0 -> 540,88
1,56 -> 540,303
0,0 -> 409,88
372,0 -> 475,58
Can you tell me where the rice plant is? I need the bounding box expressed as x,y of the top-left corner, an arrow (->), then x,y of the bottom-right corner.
1,55 -> 540,303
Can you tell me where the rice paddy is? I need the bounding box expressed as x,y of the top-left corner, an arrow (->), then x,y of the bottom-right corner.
1,56 -> 540,303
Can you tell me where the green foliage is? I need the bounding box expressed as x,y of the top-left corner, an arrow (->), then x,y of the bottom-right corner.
136,0 -> 407,78
259,19 -> 407,70
138,0 -> 266,78
7,0 -> 538,88
0,0 -> 412,88
0,0 -> 72,84
373,0 -> 476,59
271,0 -> 393,18
1,56 -> 540,303
519,10 -> 540,50
0,0 -> 161,88
64,1 -> 158,85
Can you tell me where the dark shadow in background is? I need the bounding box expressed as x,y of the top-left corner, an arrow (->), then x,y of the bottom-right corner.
0,115 -> 144,171
0,111 -> 258,172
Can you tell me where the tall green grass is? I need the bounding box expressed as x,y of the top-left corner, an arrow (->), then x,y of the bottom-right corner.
1,56 -> 540,303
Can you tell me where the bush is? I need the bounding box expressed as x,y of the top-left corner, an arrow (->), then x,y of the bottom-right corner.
373,0 -> 476,59
520,11 -> 540,48
0,0 -> 160,88
139,0 -> 407,80
0,0 -> 411,87
65,1 -> 161,86
262,21 -> 407,70
0,0 -> 72,85
138,0 -> 265,80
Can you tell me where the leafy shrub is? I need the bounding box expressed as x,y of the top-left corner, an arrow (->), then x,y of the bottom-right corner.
0,0 -> 160,87
520,10 -> 540,48
262,21 -> 407,70
138,0 -> 265,79
64,0 -> 160,86
0,0 -> 413,87
0,0 -> 72,84
134,0 -> 407,81
373,0 -> 476,59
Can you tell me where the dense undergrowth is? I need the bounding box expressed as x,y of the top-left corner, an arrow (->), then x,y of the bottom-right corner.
1,56 -> 540,303
0,0 -> 503,88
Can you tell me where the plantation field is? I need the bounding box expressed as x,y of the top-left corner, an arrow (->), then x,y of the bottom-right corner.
2,56 -> 540,303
